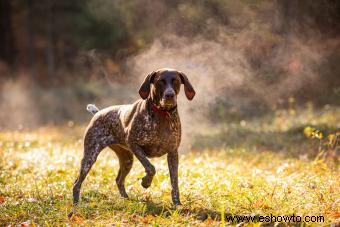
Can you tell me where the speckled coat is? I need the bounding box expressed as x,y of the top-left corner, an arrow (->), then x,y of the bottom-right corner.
71,69 -> 195,213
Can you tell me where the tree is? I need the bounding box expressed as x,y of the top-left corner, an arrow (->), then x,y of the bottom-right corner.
0,0 -> 15,67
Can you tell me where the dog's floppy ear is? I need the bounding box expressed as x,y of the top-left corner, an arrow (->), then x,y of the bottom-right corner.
139,71 -> 157,99
179,71 -> 195,100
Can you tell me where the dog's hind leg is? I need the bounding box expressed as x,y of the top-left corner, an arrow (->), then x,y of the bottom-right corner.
109,145 -> 134,198
72,125 -> 115,206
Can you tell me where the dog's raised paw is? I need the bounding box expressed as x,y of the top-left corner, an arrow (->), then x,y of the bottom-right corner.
141,175 -> 153,188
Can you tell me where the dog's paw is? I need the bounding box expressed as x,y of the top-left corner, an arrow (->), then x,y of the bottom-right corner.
172,199 -> 182,206
119,190 -> 129,198
141,175 -> 153,188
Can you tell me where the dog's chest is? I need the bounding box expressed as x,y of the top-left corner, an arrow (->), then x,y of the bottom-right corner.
130,113 -> 181,157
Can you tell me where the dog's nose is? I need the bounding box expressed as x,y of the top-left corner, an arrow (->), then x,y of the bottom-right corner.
165,92 -> 175,99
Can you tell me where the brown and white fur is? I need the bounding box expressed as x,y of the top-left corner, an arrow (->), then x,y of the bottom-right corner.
71,68 -> 195,211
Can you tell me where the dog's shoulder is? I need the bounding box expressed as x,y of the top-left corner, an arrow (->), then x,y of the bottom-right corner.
118,99 -> 146,127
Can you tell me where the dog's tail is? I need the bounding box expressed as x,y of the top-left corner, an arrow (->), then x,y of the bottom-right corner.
86,104 -> 99,115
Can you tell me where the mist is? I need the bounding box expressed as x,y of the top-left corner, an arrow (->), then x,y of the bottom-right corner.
124,1 -> 339,149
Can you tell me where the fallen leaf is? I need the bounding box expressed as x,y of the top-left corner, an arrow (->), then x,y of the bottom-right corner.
0,196 -> 5,204
70,213 -> 84,224
141,214 -> 154,224
19,220 -> 31,227
181,208 -> 191,215
204,217 -> 214,225
330,211 -> 340,218
253,199 -> 265,208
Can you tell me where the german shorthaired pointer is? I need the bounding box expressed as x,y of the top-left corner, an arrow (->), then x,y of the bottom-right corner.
72,68 -> 195,208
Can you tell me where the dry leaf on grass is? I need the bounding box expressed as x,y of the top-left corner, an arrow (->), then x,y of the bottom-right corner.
141,214 -> 155,224
19,220 -> 31,227
70,213 -> 84,224
204,217 -> 214,225
330,211 -> 340,218
0,196 -> 5,204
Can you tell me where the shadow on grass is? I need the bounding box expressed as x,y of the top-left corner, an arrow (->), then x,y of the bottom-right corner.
136,199 -> 314,225
70,195 -> 276,225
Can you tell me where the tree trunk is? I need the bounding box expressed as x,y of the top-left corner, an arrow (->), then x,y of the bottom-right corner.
0,0 -> 15,67
46,0 -> 55,79
27,0 -> 37,78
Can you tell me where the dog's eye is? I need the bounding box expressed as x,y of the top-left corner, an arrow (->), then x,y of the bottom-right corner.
173,79 -> 180,87
157,80 -> 165,87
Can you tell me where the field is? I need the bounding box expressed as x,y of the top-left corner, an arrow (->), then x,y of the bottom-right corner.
0,107 -> 339,226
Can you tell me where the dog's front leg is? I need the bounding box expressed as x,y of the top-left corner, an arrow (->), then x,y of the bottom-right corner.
129,144 -> 155,188
167,150 -> 181,205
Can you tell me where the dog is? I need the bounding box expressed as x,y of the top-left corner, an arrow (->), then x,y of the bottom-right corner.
72,68 -> 195,208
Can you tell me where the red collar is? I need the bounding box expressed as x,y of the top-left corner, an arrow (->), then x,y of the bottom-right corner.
150,102 -> 176,117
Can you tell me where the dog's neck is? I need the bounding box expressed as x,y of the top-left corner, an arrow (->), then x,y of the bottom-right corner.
147,99 -> 177,117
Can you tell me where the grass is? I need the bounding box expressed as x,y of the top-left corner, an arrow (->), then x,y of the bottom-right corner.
0,107 -> 339,226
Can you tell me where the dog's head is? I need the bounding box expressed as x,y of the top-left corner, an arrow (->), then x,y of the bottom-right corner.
139,68 -> 195,110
